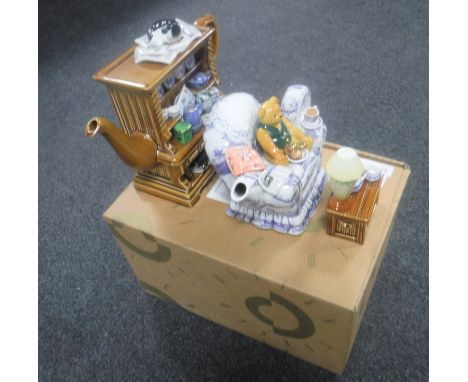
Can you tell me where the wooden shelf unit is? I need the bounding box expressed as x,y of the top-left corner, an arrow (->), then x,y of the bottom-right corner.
93,16 -> 219,206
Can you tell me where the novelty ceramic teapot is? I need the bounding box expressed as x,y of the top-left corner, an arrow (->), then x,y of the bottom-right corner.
203,85 -> 328,235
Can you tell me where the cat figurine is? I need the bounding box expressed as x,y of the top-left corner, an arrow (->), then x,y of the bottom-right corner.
147,19 -> 182,46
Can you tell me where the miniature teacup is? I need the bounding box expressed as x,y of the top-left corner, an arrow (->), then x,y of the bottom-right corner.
302,106 -> 320,126
365,164 -> 382,182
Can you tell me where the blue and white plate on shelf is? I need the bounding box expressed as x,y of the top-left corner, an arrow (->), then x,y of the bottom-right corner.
185,54 -> 196,70
175,64 -> 186,80
163,72 -> 176,89
156,85 -> 165,98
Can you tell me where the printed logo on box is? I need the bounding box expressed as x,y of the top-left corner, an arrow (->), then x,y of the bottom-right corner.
245,292 -> 315,339
108,219 -> 171,262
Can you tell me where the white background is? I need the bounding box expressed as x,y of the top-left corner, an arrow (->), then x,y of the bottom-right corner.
0,0 -> 38,380
0,0 -> 465,380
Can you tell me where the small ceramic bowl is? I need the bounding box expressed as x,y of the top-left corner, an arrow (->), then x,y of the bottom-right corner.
187,71 -> 212,89
288,152 -> 309,164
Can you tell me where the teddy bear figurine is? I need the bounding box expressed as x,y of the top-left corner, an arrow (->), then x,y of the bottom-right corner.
256,96 -> 314,165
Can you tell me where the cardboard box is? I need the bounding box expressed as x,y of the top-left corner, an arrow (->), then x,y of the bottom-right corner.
103,142 -> 410,374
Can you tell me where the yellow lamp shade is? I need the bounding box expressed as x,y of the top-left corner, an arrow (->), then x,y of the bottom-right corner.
326,147 -> 364,182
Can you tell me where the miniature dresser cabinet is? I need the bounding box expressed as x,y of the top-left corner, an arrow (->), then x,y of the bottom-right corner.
93,16 -> 218,206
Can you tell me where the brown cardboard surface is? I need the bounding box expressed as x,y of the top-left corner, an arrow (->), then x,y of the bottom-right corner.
104,143 -> 409,311
102,142 -> 410,373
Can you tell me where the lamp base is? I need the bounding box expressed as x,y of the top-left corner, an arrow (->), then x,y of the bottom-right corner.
328,196 -> 352,212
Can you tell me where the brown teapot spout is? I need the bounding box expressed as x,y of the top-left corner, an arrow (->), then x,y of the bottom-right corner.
85,117 -> 158,170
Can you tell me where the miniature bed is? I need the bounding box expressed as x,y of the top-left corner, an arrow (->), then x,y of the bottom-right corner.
203,89 -> 327,235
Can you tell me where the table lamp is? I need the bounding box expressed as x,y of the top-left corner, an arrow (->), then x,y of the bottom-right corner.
326,147 -> 364,212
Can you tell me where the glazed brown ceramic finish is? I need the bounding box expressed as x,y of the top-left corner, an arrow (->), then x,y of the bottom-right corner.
327,196 -> 353,212
88,16 -> 218,206
85,117 -> 158,170
326,178 -> 382,244
93,18 -> 217,92
194,15 -> 218,57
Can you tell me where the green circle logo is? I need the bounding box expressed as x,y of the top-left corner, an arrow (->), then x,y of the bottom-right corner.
245,292 -> 315,339
108,219 -> 171,262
